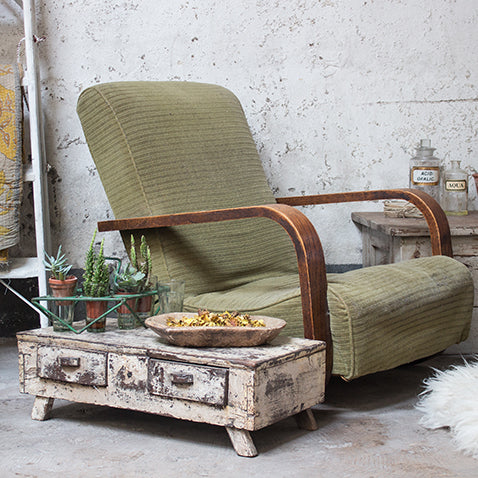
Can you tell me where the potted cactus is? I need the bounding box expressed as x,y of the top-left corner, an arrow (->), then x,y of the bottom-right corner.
113,263 -> 145,329
82,230 -> 111,332
129,235 -> 155,322
44,245 -> 77,331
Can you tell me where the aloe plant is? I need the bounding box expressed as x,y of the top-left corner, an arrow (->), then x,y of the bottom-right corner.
129,235 -> 153,291
82,230 -> 110,297
139,235 -> 153,288
43,245 -> 73,280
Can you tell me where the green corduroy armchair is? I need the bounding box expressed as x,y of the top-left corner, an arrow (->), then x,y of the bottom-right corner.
77,81 -> 473,381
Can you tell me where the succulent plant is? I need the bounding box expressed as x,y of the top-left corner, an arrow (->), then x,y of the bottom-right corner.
114,264 -> 145,293
139,235 -> 153,287
129,234 -> 153,291
82,230 -> 110,297
43,245 -> 73,281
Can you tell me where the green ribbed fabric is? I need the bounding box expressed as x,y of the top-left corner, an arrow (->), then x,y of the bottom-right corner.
182,256 -> 473,379
327,255 -> 473,379
77,81 -> 474,380
77,82 -> 299,295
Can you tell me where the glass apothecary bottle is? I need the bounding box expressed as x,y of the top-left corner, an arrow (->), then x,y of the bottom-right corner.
409,139 -> 441,202
442,160 -> 468,215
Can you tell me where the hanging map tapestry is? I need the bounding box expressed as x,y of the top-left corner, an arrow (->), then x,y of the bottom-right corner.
0,64 -> 22,269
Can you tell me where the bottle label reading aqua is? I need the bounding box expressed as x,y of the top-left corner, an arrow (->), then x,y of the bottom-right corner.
445,180 -> 467,191
411,167 -> 440,185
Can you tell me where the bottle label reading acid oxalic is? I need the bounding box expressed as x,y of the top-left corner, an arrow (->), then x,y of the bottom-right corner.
410,166 -> 440,186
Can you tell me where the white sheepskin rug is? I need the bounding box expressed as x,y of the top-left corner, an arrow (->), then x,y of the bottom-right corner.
416,357 -> 478,459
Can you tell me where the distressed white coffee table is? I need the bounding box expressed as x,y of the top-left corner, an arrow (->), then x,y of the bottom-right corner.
17,321 -> 326,457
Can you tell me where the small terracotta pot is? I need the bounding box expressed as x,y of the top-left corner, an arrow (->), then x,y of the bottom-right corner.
137,295 -> 153,314
116,291 -> 138,314
86,300 -> 108,332
49,276 -> 78,305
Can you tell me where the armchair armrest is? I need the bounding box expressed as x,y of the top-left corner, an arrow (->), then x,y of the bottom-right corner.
276,188 -> 452,257
98,204 -> 333,378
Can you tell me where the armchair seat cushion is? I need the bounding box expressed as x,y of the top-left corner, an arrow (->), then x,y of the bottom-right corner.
184,274 -> 301,313
185,255 -> 473,380
327,255 -> 473,379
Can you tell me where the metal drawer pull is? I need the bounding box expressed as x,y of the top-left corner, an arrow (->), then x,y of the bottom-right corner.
60,357 -> 81,367
171,373 -> 194,385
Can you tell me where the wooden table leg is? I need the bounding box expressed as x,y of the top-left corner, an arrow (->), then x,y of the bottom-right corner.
295,409 -> 318,431
31,396 -> 54,421
225,427 -> 258,457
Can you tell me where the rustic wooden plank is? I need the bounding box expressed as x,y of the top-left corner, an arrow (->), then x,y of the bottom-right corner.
352,211 -> 478,237
253,350 -> 325,429
17,341 -> 39,387
17,324 -> 325,369
453,238 -> 478,257
394,237 -> 432,262
362,228 -> 395,265
18,353 -> 25,392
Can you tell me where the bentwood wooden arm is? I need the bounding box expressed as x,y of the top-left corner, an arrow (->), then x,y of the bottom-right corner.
98,203 -> 333,377
276,189 -> 453,257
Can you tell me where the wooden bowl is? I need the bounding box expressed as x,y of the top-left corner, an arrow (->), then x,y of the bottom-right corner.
145,313 -> 286,347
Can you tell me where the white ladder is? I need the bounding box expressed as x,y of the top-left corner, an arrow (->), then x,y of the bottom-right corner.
0,0 -> 50,327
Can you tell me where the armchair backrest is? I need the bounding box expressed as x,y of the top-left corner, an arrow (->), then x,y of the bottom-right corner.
77,82 -> 298,294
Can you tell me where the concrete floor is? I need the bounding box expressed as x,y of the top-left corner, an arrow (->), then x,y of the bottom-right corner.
1,337 -> 477,478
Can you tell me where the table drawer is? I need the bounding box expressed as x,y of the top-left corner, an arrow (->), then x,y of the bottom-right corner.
37,345 -> 107,386
147,359 -> 228,407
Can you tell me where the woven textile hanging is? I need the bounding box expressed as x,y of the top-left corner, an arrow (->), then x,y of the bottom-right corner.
0,64 -> 23,269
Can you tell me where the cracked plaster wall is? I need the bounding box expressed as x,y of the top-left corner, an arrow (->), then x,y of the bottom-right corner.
3,0 -> 478,267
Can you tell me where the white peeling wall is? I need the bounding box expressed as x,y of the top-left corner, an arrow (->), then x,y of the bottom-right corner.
0,1 -> 23,59
6,0 -> 478,266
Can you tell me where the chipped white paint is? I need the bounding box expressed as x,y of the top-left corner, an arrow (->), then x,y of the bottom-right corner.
17,323 -> 326,456
2,0 -> 478,265
37,345 -> 108,386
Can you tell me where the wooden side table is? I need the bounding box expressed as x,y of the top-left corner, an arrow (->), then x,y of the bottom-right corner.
352,211 -> 478,354
17,322 -> 326,457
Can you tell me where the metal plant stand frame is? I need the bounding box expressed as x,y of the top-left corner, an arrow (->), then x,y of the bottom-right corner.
31,289 -> 159,333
